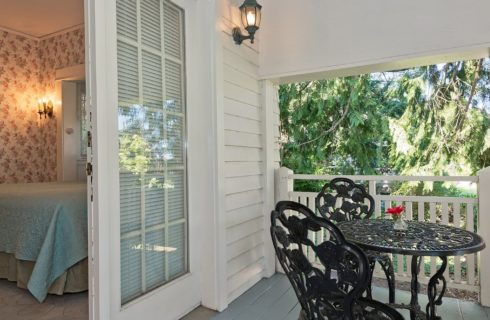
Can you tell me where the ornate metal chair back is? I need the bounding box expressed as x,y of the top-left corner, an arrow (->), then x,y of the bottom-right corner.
315,178 -> 374,223
271,201 -> 370,319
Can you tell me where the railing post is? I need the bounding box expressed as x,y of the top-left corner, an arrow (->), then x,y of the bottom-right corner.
478,167 -> 490,306
275,167 -> 294,203
274,167 -> 293,274
368,180 -> 377,197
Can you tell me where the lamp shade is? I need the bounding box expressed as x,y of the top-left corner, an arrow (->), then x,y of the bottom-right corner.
240,0 -> 262,33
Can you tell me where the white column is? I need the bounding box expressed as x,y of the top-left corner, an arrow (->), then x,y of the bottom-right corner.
262,81 -> 282,278
198,0 -> 227,311
478,167 -> 490,306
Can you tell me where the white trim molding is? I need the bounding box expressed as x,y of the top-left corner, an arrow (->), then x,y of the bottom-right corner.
0,24 -> 85,42
261,80 -> 278,278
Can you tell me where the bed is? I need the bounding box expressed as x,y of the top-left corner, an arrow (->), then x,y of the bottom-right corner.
0,182 -> 88,302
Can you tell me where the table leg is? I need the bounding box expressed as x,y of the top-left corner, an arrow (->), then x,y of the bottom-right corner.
410,255 -> 421,320
426,256 -> 447,320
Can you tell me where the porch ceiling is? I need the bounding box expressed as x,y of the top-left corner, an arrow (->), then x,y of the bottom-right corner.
258,0 -> 490,84
0,0 -> 83,38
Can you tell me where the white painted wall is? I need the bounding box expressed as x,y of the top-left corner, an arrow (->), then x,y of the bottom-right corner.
218,0 -> 280,305
259,0 -> 490,82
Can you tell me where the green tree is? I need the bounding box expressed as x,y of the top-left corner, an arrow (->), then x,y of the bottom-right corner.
280,75 -> 393,190
279,58 -> 490,191
389,60 -> 490,177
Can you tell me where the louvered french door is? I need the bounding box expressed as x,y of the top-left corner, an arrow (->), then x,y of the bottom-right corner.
86,0 -> 201,319
117,0 -> 188,304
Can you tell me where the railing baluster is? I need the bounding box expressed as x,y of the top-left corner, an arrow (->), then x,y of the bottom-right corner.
442,202 -> 450,280
406,202 -> 413,220
441,202 -> 449,225
467,203 -> 475,286
307,196 -> 316,263
418,201 -> 425,222
430,203 -> 437,277
375,198 -> 381,218
454,204 -> 461,283
395,201 -> 403,275
405,202 -> 413,277
418,202 -> 425,278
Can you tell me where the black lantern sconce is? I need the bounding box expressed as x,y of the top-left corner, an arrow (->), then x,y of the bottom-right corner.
232,0 -> 262,45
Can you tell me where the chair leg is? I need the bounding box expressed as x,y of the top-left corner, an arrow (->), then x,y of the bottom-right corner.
378,256 -> 396,303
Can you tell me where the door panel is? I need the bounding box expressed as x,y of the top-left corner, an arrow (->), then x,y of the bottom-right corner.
86,0 -> 200,318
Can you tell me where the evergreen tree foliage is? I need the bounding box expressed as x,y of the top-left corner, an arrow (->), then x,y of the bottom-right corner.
279,58 -> 490,188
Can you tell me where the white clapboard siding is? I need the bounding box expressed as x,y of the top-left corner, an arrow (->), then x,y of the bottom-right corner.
224,64 -> 261,93
224,98 -> 261,120
219,0 -> 280,305
227,259 -> 264,303
226,203 -> 264,228
272,87 -> 281,166
224,82 -> 261,107
220,4 -> 269,303
227,217 -> 265,244
220,32 -> 259,65
225,175 -> 263,195
223,47 -> 260,78
224,114 -> 261,134
224,146 -> 263,162
224,162 -> 263,178
225,131 -> 262,148
227,231 -> 264,261
227,246 -> 265,278
225,190 -> 264,212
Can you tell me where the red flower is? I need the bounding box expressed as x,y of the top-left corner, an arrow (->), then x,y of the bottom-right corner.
386,205 -> 405,215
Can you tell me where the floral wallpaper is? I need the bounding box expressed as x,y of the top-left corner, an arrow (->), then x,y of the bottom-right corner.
39,28 -> 85,94
0,28 -> 85,184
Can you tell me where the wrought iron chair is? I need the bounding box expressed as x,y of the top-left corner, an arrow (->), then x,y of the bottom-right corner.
315,178 -> 396,304
271,201 -> 403,320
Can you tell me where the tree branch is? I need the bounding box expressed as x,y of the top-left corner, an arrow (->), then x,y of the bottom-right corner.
297,95 -> 352,147
456,59 -> 483,131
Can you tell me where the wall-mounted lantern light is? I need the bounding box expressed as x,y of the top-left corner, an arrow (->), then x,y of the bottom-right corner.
232,0 -> 262,45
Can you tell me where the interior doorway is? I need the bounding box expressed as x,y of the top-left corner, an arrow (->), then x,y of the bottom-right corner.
0,1 -> 89,319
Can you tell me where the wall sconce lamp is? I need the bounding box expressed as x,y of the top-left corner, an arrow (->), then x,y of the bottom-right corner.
37,99 -> 54,119
232,0 -> 262,45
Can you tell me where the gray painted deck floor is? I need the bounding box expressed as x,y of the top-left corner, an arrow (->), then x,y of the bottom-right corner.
185,274 -> 490,320
1,275 -> 488,320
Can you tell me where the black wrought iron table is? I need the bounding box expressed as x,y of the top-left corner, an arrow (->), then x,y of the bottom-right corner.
337,219 -> 485,320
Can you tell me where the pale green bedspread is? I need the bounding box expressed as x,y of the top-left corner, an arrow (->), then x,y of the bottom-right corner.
0,182 -> 88,302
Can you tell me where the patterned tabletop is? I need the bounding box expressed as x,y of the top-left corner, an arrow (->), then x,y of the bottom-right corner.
337,219 -> 485,256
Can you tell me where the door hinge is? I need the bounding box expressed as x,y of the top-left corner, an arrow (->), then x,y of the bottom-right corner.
86,162 -> 93,176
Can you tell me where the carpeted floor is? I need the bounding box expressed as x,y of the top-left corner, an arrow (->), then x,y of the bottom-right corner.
0,279 -> 88,320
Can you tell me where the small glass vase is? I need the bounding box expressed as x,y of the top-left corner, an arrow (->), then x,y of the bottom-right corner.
393,215 -> 408,231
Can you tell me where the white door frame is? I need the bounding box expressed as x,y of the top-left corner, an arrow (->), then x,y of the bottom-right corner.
84,0 -> 227,318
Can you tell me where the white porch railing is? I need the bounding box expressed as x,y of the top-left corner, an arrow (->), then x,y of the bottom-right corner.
275,167 -> 484,295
